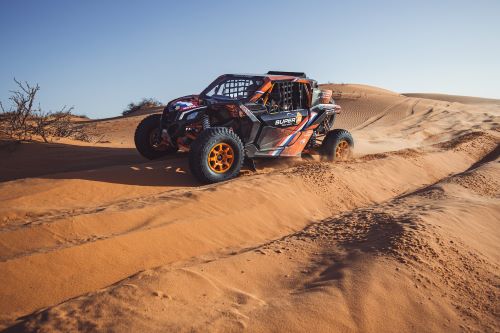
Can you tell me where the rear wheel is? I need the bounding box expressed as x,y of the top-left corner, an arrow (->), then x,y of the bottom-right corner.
134,114 -> 177,160
189,127 -> 244,184
320,129 -> 354,161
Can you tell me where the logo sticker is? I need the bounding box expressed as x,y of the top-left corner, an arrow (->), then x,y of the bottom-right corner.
274,118 -> 296,127
296,112 -> 302,125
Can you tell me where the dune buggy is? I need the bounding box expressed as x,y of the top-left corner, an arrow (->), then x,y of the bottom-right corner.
135,71 -> 353,183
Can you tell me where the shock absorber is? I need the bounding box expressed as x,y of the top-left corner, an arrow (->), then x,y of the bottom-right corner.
202,114 -> 210,130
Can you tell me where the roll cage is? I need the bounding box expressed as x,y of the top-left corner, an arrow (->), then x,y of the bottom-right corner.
200,74 -> 265,102
199,73 -> 316,111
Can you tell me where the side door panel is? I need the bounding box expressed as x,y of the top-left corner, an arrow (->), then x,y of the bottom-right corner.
255,109 -> 309,153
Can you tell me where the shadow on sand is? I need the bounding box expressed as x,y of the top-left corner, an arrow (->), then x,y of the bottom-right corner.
0,140 -> 274,187
0,140 -> 198,187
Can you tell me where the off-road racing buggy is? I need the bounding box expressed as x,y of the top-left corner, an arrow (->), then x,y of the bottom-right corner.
135,71 -> 353,183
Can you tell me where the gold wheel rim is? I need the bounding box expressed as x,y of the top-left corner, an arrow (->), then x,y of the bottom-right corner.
335,140 -> 350,159
208,143 -> 234,173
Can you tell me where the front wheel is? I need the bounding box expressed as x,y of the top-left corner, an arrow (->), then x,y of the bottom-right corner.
320,129 -> 354,161
134,114 -> 177,160
189,127 -> 244,184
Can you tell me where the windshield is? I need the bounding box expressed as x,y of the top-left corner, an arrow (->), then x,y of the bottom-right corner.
203,77 -> 263,100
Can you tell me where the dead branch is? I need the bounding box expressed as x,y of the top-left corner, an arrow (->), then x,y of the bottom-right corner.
0,79 -> 99,143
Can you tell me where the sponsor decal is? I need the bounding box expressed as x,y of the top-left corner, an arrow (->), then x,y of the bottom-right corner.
275,117 -> 296,127
296,112 -> 302,125
174,101 -> 197,111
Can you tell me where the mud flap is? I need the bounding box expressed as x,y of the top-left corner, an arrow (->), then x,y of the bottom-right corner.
244,157 -> 257,172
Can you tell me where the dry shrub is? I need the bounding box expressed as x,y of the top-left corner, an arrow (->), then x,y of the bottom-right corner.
122,98 -> 162,116
0,79 -> 98,143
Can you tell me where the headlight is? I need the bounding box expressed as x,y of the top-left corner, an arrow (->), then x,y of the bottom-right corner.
186,111 -> 200,121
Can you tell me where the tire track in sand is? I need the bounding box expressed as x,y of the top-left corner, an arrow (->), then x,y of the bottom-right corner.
0,132 -> 497,321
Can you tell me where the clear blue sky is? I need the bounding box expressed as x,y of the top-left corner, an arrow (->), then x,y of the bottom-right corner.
1,0 -> 499,118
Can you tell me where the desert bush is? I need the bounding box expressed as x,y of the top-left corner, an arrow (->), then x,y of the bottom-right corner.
122,98 -> 162,116
0,79 -> 98,143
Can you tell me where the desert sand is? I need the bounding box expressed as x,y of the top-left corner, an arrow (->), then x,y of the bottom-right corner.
0,84 -> 498,332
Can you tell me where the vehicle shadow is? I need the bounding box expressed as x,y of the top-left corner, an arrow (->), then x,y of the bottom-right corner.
0,140 -> 197,187
47,153 -> 200,187
0,140 -> 264,187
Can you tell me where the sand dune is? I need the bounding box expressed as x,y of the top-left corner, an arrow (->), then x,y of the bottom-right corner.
404,93 -> 500,106
0,84 -> 498,332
